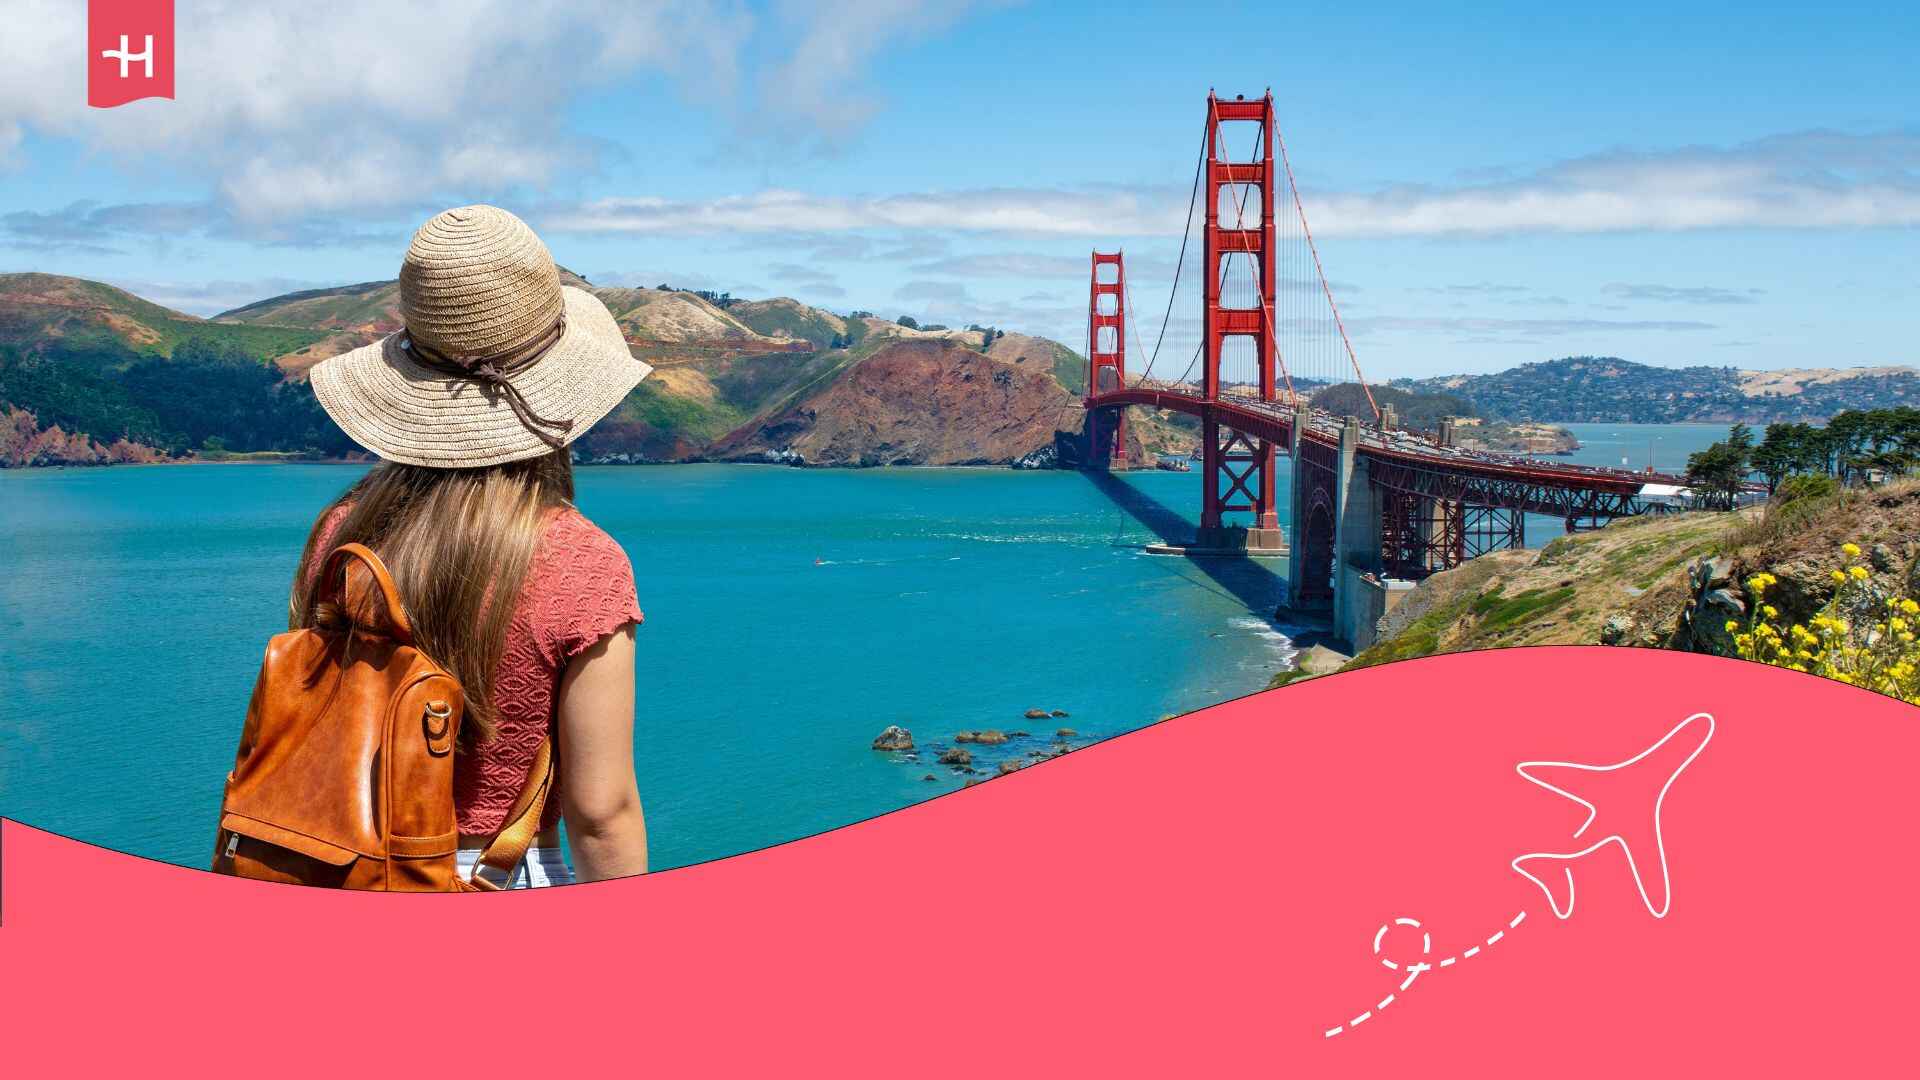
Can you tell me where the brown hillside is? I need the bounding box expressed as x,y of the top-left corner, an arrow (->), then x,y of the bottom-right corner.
711,338 -> 1080,466
0,272 -> 197,352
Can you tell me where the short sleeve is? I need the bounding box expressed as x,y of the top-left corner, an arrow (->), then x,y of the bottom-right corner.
532,511 -> 645,664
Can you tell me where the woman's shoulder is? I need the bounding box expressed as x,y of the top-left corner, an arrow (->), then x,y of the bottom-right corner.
526,506 -> 643,653
537,506 -> 630,568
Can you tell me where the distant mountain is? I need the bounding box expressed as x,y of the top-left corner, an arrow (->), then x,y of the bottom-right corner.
1,272 -> 324,366
1311,382 -> 1476,433
216,267 -> 597,376
0,272 -> 338,465
1,270 -> 1124,469
1399,356 -> 1920,424
728,297 -> 849,348
706,337 -> 1079,467
986,331 -> 1087,396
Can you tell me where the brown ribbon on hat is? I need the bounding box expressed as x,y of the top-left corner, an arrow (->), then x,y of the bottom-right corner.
400,315 -> 574,450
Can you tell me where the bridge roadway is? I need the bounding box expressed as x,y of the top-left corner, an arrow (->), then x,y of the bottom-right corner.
1085,387 -> 1707,650
1086,387 -> 1690,520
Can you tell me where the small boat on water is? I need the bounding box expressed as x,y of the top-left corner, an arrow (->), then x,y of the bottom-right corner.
1157,456 -> 1192,472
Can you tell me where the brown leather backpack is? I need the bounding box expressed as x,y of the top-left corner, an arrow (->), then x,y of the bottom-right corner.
212,542 -> 552,892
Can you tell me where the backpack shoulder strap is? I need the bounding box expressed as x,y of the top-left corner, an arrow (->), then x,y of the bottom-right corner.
463,736 -> 555,891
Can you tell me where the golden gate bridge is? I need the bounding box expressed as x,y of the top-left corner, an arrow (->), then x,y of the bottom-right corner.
1081,92 -> 1695,646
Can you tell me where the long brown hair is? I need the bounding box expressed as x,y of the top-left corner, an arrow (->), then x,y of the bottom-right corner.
290,449 -> 575,747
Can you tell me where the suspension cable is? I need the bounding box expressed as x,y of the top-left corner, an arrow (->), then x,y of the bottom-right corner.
1274,119 -> 1378,422
1138,120 -> 1209,385
1171,242 -> 1239,392
1123,273 -> 1148,387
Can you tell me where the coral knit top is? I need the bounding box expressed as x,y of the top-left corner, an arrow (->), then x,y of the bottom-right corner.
308,504 -> 642,835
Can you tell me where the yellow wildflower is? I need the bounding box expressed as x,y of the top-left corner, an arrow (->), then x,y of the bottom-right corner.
1842,543 -> 1861,557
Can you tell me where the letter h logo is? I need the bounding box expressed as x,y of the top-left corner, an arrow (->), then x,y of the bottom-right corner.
87,0 -> 174,108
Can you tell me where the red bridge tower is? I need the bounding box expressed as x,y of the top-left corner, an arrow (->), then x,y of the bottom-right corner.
1086,250 -> 1127,467
1197,91 -> 1282,552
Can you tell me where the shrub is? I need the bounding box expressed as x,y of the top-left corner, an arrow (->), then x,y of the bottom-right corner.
1775,473 -> 1838,505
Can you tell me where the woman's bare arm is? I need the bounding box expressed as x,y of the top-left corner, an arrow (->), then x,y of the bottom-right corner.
556,623 -> 648,881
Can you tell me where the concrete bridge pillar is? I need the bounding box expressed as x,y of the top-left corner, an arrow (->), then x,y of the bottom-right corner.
1331,416 -> 1384,651
1286,402 -> 1313,609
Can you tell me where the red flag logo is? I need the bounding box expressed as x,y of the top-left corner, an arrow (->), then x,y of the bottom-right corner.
87,0 -> 174,108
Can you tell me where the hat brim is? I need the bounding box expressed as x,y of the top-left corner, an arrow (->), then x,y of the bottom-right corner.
310,286 -> 652,468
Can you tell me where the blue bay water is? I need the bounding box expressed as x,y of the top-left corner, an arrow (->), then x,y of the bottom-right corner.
0,422 -> 1735,871
0,462 -> 1302,871
1550,422 -> 1735,476
1519,422 -> 1734,546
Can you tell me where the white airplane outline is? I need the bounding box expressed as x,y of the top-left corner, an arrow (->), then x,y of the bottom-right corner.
1509,712 -> 1716,920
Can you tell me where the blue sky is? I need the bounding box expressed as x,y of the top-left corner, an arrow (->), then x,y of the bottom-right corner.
1,0 -> 1914,378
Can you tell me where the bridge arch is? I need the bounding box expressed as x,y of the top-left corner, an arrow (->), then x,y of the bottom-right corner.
1299,484 -> 1335,608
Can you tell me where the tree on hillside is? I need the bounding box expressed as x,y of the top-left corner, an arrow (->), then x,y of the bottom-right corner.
1746,409 -> 1920,492
1750,422 -> 1806,494
1685,423 -> 1753,510
896,315 -> 919,329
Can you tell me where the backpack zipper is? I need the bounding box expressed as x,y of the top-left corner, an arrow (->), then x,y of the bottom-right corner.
225,832 -> 241,859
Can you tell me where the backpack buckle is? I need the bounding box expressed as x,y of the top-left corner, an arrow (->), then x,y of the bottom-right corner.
423,700 -> 454,756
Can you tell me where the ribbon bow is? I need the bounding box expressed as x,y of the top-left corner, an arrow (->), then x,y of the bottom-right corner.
400,315 -> 574,450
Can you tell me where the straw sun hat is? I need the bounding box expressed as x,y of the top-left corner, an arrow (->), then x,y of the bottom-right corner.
310,205 -> 651,468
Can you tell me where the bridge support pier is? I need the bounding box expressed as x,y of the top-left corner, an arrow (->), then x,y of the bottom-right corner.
1330,417 -> 1385,650
1194,408 -> 1285,554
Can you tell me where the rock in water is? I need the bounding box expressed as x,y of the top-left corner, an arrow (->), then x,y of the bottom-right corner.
1050,709 -> 1069,718
1023,708 -> 1050,720
1055,727 -> 1077,738
997,759 -> 1025,776
871,725 -> 914,751
955,730 -> 1009,745
921,773 -> 937,782
938,747 -> 973,766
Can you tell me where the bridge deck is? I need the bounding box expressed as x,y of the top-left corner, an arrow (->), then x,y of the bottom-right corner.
1085,389 -> 1691,497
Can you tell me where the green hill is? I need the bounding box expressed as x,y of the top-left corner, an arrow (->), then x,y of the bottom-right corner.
728,297 -> 851,349
0,272 -> 323,366
1311,381 -> 1475,432
0,272 -> 1104,469
0,273 -> 339,463
1400,356 -> 1920,424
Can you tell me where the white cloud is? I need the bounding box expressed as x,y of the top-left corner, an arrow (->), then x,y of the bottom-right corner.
544,131 -> 1920,243
1600,283 -> 1765,305
541,187 -> 1185,237
910,253 -> 1089,278
1345,315 -> 1719,343
753,1 -> 998,149
1310,132 -> 1920,236
0,1 -> 751,222
106,276 -> 331,317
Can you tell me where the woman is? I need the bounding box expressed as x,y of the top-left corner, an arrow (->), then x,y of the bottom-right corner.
296,204 -> 653,887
